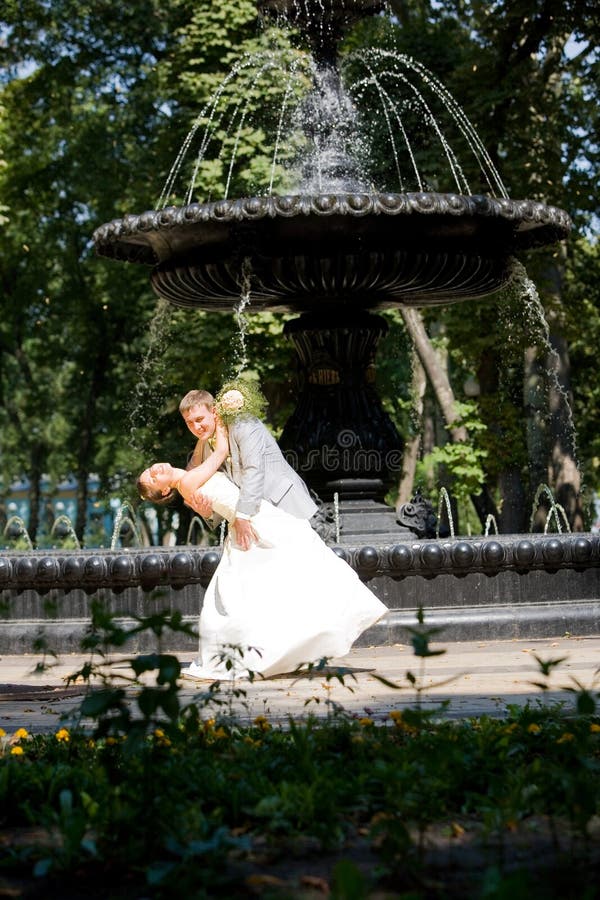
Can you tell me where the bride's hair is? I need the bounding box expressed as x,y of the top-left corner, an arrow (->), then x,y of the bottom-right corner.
137,478 -> 176,505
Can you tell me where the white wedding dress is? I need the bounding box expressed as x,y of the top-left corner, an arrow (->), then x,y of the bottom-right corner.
186,472 -> 387,680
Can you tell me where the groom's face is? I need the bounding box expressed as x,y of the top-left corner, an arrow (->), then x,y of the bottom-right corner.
182,403 -> 216,441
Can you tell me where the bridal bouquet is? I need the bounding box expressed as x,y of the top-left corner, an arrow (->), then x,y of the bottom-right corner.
215,377 -> 268,425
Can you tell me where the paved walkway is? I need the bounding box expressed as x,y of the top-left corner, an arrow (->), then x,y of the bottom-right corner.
1,635 -> 599,733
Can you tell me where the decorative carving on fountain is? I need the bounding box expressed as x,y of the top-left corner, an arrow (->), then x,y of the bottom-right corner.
396,489 -> 445,540
93,193 -> 571,309
279,310 -> 402,499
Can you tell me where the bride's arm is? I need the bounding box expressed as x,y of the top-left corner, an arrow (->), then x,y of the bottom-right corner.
177,417 -> 229,502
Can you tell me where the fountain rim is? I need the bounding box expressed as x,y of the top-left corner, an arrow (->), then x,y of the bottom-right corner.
93,191 -> 572,266
1,531 -> 598,594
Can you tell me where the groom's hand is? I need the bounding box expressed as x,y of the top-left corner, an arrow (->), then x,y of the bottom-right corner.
233,517 -> 258,551
188,490 -> 213,519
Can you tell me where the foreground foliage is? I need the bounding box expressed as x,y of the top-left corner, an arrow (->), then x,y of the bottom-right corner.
1,606 -> 599,900
1,700 -> 600,898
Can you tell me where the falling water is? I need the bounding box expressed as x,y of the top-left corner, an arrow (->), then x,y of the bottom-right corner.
3,516 -> 34,550
156,30 -> 510,206
129,298 -> 173,455
49,515 -> 81,549
529,484 -> 571,535
483,514 -> 499,536
186,515 -> 207,545
110,502 -> 143,550
510,260 -> 580,479
436,487 -> 455,538
232,258 -> 253,378
333,491 -> 340,543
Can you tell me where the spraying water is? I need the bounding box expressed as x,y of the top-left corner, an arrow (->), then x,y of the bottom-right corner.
232,258 -> 253,378
529,483 -> 571,535
156,37 -> 509,206
483,514 -> 499,536
49,515 -> 81,549
3,516 -> 34,550
110,502 -> 143,550
436,487 -> 455,538
333,491 -> 340,543
186,516 -> 207,545
510,261 -> 581,492
129,298 -> 173,455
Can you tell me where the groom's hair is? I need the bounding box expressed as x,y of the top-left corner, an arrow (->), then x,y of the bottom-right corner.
179,389 -> 215,413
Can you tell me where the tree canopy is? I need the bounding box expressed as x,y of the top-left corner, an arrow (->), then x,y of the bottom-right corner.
0,0 -> 598,542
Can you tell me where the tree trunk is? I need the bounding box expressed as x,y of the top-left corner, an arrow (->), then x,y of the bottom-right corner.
546,327 -> 585,531
498,467 -> 528,533
400,309 -> 466,532
400,309 -> 467,443
27,444 -> 44,545
396,352 -> 427,507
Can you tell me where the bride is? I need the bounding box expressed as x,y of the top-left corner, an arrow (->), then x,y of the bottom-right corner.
138,416 -> 387,680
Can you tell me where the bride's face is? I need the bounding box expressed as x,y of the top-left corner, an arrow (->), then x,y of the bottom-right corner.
139,462 -> 173,495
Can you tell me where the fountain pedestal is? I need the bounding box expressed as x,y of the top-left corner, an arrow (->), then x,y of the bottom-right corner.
279,310 -> 412,541
279,311 -> 401,496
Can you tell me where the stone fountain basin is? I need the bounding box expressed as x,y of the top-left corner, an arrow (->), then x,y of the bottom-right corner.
92,192 -> 571,312
1,532 -> 597,594
1,533 -> 599,653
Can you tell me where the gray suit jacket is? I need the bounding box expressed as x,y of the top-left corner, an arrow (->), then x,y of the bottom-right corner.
199,417 -> 317,522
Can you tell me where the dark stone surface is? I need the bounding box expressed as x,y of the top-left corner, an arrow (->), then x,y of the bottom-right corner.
0,534 -> 598,652
92,193 -> 571,310
279,312 -> 403,496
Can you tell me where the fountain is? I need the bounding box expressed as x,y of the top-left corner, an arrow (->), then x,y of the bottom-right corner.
92,0 -> 570,538
1,0 -> 598,652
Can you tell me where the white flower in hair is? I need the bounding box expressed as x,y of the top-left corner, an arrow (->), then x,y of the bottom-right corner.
220,389 -> 245,412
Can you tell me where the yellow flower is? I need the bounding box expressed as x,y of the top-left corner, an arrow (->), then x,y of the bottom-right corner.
203,718 -> 215,732
13,728 -> 29,741
87,739 -> 96,749
527,723 -> 541,734
590,723 -> 600,734
503,723 -> 518,734
358,717 -> 374,727
105,736 -> 118,746
55,728 -> 70,743
0,728 -> 6,738
253,715 -> 270,731
213,727 -> 228,740
389,711 -> 417,735
10,746 -> 24,756
557,732 -> 575,744
154,729 -> 172,748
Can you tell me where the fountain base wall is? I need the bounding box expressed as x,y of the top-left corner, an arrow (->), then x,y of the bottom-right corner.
1,534 -> 598,654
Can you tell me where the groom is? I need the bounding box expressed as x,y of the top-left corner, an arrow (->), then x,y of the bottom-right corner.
180,389 -> 317,550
